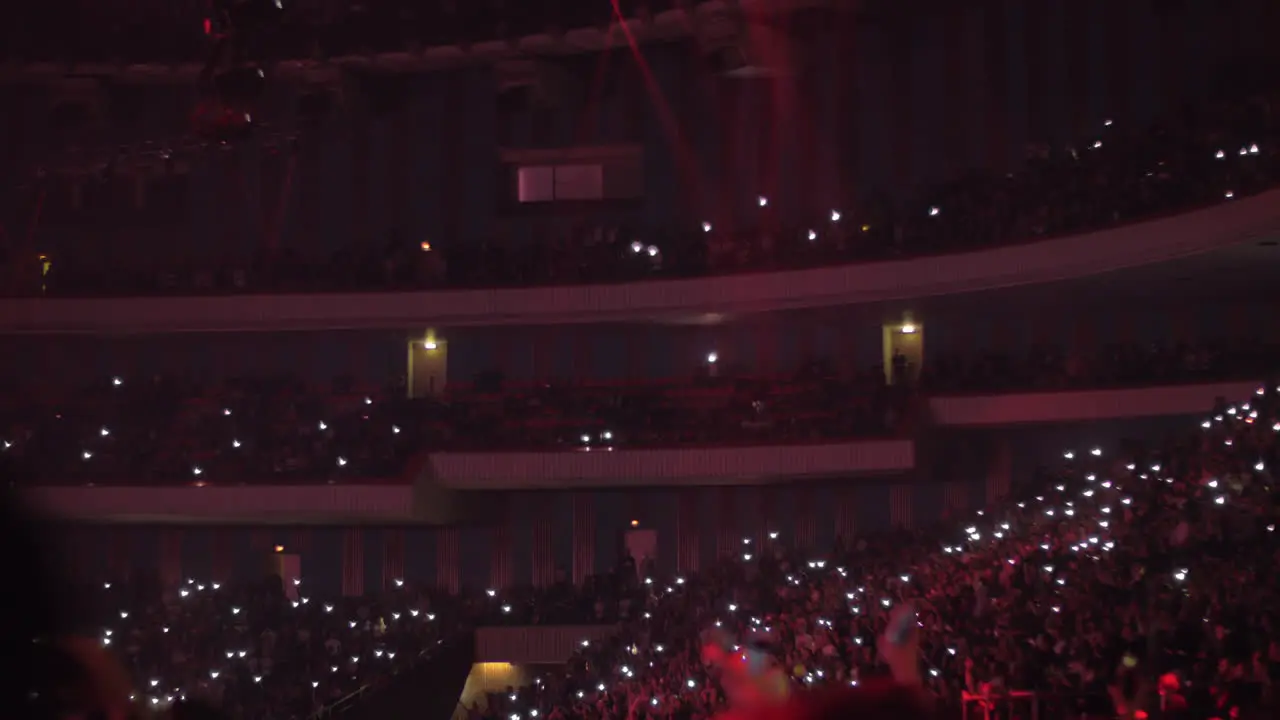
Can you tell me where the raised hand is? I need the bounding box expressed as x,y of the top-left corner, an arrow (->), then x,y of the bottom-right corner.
878,603 -> 922,687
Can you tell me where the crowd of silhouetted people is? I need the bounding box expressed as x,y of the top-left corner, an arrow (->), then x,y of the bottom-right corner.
65,566 -> 643,720
5,337 -> 1276,486
38,381 -> 1280,720
7,84 -> 1278,298
0,361 -> 905,486
920,338 -> 1280,394
467,384 -> 1280,720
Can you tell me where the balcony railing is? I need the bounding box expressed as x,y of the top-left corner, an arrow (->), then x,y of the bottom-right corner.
4,187 -> 1278,334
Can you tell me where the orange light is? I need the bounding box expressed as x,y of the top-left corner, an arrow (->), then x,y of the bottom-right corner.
274,545 -> 285,553
420,241 -> 432,252
630,520 -> 639,527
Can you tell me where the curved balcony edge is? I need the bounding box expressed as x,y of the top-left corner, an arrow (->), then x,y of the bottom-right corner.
19,379 -> 1252,523
22,439 -> 914,523
4,190 -> 1278,334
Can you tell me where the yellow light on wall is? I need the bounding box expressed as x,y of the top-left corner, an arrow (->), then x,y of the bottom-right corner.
900,324 -> 917,334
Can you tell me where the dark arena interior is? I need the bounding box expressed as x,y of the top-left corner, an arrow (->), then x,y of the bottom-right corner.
2,0 -> 1280,719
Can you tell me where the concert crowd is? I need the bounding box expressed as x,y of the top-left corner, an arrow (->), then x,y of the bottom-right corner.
473,385 -> 1280,720
9,87 -> 1277,297
2,337 -> 1274,487
41,382 -> 1279,720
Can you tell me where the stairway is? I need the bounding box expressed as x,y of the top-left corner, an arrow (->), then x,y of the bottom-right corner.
343,632 -> 476,720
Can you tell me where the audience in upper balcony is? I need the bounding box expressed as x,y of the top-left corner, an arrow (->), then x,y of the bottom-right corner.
0,336 -> 1270,487
5,87 -> 1278,297
921,338 -> 1280,394
0,361 -> 904,485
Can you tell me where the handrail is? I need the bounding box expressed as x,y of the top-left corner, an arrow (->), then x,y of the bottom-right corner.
961,690 -> 1039,720
4,187 -> 1278,333
311,684 -> 372,720
309,638 -> 447,720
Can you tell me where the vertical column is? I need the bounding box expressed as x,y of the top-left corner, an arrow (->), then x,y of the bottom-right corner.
758,485 -> 778,546
531,495 -> 555,588
383,528 -> 405,589
436,527 -> 460,595
835,485 -> 859,548
890,485 -> 915,530
212,528 -> 232,583
983,0 -> 1012,173
943,480 -> 971,518
794,484 -> 816,550
985,438 -> 1013,504
289,528 -> 313,558
341,528 -> 364,597
676,489 -> 701,575
888,21 -> 915,196
572,493 -> 596,585
159,528 -> 183,590
715,486 -> 737,560
440,73 -> 463,245
489,500 -> 512,591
